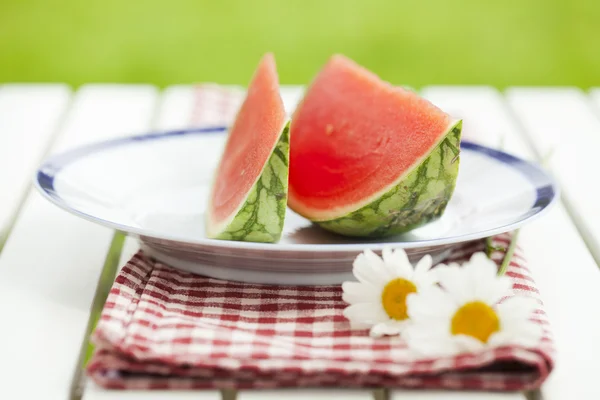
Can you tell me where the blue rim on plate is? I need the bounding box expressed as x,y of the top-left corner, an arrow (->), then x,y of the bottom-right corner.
33,125 -> 560,252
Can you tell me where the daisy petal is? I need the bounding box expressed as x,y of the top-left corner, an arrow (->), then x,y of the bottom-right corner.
352,253 -> 376,286
341,281 -> 379,304
412,254 -> 438,289
403,325 -> 458,357
498,295 -> 539,318
383,248 -> 413,277
381,247 -> 400,278
352,252 -> 389,287
382,247 -> 395,264
342,281 -> 369,294
343,302 -> 387,327
370,320 -> 407,337
468,252 -> 498,278
406,286 -> 456,321
464,252 -> 499,300
497,295 -> 540,329
434,265 -> 473,304
479,275 -> 513,305
463,254 -> 512,304
342,291 -> 370,305
367,249 -> 396,280
364,249 -> 386,269
453,334 -> 486,353
347,319 -> 373,330
489,323 -> 543,348
413,272 -> 438,290
414,254 -> 433,276
514,324 -> 544,347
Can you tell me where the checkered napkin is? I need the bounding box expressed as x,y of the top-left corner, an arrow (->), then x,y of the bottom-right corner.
85,85 -> 554,390
86,233 -> 554,391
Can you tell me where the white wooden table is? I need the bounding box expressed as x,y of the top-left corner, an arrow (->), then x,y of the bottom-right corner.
0,83 -> 599,400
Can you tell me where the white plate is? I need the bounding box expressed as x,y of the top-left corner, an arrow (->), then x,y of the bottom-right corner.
34,126 -> 558,285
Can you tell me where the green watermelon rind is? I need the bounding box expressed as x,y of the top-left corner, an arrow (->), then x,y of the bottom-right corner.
207,121 -> 290,243
315,120 -> 462,238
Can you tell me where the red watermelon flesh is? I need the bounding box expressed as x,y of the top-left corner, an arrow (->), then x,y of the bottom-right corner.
206,53 -> 290,242
288,55 -> 460,236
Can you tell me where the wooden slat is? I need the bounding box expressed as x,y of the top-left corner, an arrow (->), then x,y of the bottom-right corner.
0,85 -> 159,399
504,87 -> 600,264
587,88 -> 600,113
422,86 -> 531,158
280,85 -> 304,114
0,84 -> 71,246
52,84 -> 158,151
84,387 -> 221,400
118,236 -> 142,266
236,389 -> 375,400
390,392 -> 525,400
155,85 -> 197,130
424,85 -> 600,400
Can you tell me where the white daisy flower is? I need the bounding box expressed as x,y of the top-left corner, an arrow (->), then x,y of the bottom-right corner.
342,247 -> 437,337
404,252 -> 543,356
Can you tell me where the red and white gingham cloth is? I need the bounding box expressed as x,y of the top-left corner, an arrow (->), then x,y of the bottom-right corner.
86,234 -> 554,391
188,83 -> 245,126
86,85 -> 554,390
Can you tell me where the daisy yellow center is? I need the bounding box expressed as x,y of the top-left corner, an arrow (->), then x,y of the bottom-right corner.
381,278 -> 417,320
451,301 -> 500,343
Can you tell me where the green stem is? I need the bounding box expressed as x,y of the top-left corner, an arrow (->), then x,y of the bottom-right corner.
498,229 -> 520,276
485,237 -> 506,257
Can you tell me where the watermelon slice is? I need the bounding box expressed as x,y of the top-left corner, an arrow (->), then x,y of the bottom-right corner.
206,53 -> 290,243
288,55 -> 462,238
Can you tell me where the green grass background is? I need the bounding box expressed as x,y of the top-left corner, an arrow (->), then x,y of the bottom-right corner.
1,0 -> 599,89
